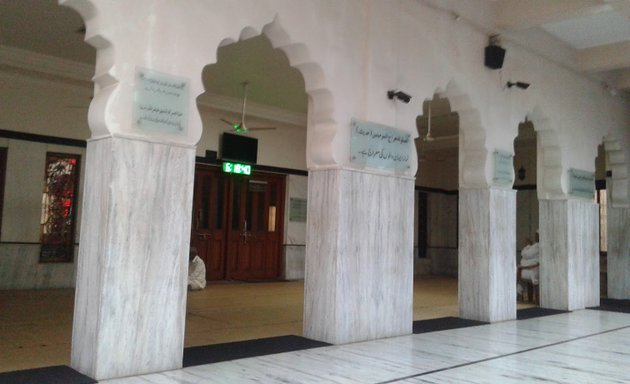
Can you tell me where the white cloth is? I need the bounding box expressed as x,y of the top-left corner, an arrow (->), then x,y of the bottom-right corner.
519,243 -> 539,285
188,255 -> 206,290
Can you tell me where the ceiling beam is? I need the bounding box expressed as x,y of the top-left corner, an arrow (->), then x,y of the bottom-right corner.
495,0 -> 611,30
578,41 -> 630,72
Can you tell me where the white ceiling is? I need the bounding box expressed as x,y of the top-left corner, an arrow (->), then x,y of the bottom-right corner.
495,0 -> 630,94
541,10 -> 630,49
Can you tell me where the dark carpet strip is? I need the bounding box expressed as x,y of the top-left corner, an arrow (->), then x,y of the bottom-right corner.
0,365 -> 96,384
588,298 -> 630,314
517,307 -> 568,320
412,317 -> 488,334
182,335 -> 331,367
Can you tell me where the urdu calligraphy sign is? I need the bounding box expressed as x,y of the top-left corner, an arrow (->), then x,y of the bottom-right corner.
568,169 -> 595,199
350,119 -> 412,171
492,150 -> 514,187
133,67 -> 189,134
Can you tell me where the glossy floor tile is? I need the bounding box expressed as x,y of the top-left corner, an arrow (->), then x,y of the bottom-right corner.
100,310 -> 630,384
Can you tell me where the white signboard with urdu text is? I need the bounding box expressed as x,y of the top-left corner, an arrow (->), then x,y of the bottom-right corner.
493,150 -> 514,187
568,169 -> 595,199
350,118 -> 412,171
133,67 -> 189,134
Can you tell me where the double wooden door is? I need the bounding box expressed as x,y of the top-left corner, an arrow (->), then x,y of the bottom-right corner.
191,165 -> 285,281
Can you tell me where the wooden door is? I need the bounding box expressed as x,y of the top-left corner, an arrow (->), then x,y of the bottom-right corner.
225,174 -> 285,280
191,165 -> 228,281
191,165 -> 285,281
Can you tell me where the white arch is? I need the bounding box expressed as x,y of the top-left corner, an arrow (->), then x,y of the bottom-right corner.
527,105 -> 564,199
211,17 -> 338,168
434,80 -> 488,189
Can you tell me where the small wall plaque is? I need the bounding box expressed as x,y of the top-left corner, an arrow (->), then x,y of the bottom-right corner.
493,150 -> 514,187
568,169 -> 595,199
289,198 -> 307,222
350,118 -> 412,171
133,67 -> 189,134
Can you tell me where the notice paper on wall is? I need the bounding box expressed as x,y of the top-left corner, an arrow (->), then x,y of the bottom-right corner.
133,67 -> 189,134
350,118 -> 412,171
289,198 -> 307,222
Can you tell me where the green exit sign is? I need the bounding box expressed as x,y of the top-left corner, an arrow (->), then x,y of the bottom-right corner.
222,161 -> 252,175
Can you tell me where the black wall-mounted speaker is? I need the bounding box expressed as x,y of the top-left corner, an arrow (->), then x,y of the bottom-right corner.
484,45 -> 506,69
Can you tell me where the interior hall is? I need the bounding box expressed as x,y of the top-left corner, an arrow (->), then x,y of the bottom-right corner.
0,1 -> 629,383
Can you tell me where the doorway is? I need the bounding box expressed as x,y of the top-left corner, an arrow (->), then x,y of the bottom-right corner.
191,164 -> 285,281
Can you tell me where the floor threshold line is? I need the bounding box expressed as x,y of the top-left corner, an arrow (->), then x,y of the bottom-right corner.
376,323 -> 630,384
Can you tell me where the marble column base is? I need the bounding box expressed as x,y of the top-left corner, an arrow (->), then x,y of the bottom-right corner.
608,206 -> 630,299
303,169 -> 414,345
539,199 -> 599,311
459,188 -> 516,323
71,137 -> 195,380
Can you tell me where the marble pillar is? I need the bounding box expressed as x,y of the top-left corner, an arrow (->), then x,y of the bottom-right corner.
608,206 -> 630,299
459,188 -> 516,323
304,169 -> 414,345
71,137 -> 195,380
539,199 -> 599,311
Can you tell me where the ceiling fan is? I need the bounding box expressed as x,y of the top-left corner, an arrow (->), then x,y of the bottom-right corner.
417,101 -> 459,143
221,81 -> 276,134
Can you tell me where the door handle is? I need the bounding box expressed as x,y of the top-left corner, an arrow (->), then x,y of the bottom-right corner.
240,221 -> 252,244
195,232 -> 212,240
195,209 -> 201,230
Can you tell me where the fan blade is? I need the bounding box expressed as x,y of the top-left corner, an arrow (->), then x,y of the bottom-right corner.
220,118 -> 235,126
248,127 -> 276,131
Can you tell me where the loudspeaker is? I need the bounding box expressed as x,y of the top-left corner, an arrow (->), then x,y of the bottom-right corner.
484,45 -> 505,69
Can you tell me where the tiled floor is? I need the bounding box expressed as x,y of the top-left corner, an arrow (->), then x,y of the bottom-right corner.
0,276 -> 468,372
100,310 -> 630,383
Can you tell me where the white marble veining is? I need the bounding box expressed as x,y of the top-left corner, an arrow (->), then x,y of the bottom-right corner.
540,199 -> 599,311
402,322 -> 630,383
99,310 -> 630,384
608,206 -> 630,299
71,137 -> 195,380
459,188 -> 516,322
304,169 -> 414,344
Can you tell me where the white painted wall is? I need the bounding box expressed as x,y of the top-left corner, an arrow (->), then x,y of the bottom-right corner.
60,0 -> 628,204
2,0 -> 629,289
0,60 -> 309,288
196,105 -> 306,170
0,138 -> 85,289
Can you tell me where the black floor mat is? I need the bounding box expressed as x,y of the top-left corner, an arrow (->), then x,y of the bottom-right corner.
183,335 -> 331,367
517,307 -> 568,320
588,298 -> 630,314
0,365 -> 96,384
412,317 -> 488,334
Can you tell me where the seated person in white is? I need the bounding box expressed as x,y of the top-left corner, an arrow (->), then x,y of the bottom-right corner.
517,232 -> 539,296
188,246 -> 206,291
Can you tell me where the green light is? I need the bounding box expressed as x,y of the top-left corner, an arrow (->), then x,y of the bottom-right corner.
222,161 -> 251,175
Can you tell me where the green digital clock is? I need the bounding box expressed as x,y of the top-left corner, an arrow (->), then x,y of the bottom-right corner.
222,161 -> 252,175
